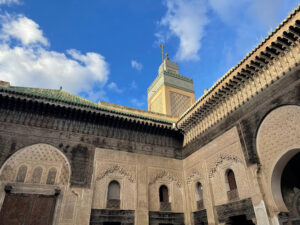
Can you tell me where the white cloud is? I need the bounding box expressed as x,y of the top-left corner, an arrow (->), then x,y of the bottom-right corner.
130,80 -> 137,89
156,0 -> 294,63
107,82 -> 123,93
131,60 -> 143,71
208,0 -> 251,25
0,0 -> 20,5
130,98 -> 144,108
0,13 -> 109,102
208,0 -> 285,30
1,14 -> 48,46
157,0 -> 209,61
207,0 -> 292,65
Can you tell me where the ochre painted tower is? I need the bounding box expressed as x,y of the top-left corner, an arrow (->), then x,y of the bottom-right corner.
148,54 -> 195,117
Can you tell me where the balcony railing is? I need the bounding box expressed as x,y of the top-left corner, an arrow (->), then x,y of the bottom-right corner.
106,199 -> 120,209
160,202 -> 171,211
197,199 -> 204,210
227,189 -> 239,201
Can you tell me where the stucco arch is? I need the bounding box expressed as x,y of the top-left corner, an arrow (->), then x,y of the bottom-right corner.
270,148 -> 300,211
0,143 -> 71,185
256,105 -> 300,212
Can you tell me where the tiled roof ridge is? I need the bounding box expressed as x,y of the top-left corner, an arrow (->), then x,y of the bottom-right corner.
163,71 -> 193,83
147,70 -> 193,93
98,101 -> 176,120
0,86 -> 175,124
177,3 -> 300,122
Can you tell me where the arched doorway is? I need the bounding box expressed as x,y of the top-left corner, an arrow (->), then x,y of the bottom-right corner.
275,152 -> 300,224
256,105 -> 300,224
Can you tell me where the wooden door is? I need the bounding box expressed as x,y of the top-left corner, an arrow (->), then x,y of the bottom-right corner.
0,194 -> 30,225
0,193 -> 56,225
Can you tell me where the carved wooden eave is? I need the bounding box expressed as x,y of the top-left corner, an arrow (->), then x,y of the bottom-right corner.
177,5 -> 300,146
0,88 -> 177,136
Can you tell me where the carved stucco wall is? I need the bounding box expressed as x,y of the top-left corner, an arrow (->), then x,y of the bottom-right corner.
0,144 -> 93,225
209,150 -> 251,206
0,143 -> 70,185
92,148 -> 185,224
148,167 -> 184,212
183,127 -> 256,224
92,163 -> 137,210
257,105 -> 300,214
59,187 -> 93,225
185,167 -> 207,213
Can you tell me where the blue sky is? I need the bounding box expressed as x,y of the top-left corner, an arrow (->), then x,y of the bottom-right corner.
0,0 -> 299,110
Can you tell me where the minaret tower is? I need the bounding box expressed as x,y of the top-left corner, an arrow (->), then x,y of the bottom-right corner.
148,45 -> 195,117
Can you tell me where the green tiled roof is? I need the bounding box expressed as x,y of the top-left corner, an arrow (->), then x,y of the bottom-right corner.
0,85 -> 175,124
1,86 -> 99,107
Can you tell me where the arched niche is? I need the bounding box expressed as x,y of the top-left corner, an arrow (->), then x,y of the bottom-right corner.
256,105 -> 300,212
107,180 -> 120,200
0,143 -> 71,186
159,185 -> 169,203
270,149 -> 300,212
226,169 -> 237,191
195,182 -> 203,201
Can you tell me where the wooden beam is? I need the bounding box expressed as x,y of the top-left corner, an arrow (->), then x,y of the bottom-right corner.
271,43 -> 284,52
266,47 -> 278,56
260,52 -> 272,61
283,31 -> 297,42
276,39 -> 290,48
294,22 -> 300,29
288,28 -> 300,38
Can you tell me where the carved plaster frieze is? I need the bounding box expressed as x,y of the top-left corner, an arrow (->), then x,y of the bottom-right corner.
96,164 -> 136,183
209,153 -> 242,178
186,169 -> 202,184
149,169 -> 182,188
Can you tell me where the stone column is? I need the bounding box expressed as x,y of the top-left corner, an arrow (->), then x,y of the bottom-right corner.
270,215 -> 280,225
183,169 -> 193,225
135,164 -> 149,224
206,160 -> 219,225
253,200 -> 271,225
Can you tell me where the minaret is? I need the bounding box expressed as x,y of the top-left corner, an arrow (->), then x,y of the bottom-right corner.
148,46 -> 195,117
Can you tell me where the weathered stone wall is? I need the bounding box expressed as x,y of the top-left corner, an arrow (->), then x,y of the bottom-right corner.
0,142 -> 93,225
183,127 -> 257,225
256,105 -> 300,221
183,67 -> 300,165
0,68 -> 298,225
0,122 -> 94,187
92,148 -> 185,225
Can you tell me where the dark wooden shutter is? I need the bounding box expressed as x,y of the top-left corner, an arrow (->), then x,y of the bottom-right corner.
159,186 -> 169,203
228,170 -> 237,190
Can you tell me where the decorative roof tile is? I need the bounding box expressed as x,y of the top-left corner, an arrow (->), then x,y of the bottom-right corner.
0,86 -> 176,124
